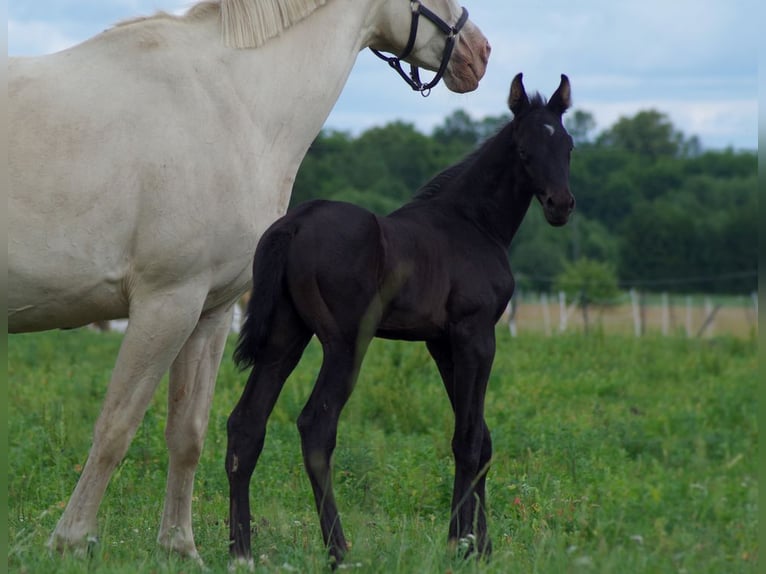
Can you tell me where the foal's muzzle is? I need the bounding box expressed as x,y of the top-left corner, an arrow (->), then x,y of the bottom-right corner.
540,189 -> 575,226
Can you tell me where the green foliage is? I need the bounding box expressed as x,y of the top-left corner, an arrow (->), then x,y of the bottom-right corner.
554,258 -> 620,305
595,110 -> 695,160
8,329 -> 758,573
565,109 -> 597,145
289,108 -> 756,295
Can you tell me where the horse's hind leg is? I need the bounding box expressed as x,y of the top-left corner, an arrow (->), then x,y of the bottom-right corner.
226,299 -> 312,564
297,336 -> 368,566
48,284 -> 207,556
158,303 -> 234,560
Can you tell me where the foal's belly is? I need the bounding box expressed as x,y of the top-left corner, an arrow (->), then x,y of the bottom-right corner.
375,306 -> 447,341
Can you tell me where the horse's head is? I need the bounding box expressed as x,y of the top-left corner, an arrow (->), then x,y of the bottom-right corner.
371,0 -> 490,94
508,73 -> 575,226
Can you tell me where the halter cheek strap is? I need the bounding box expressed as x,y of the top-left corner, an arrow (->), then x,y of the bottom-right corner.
370,1 -> 469,97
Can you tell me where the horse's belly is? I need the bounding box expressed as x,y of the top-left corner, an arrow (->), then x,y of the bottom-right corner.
8,266 -> 129,333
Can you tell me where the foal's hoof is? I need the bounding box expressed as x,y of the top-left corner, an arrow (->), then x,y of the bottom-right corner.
449,534 -> 492,560
328,545 -> 348,570
228,556 -> 255,572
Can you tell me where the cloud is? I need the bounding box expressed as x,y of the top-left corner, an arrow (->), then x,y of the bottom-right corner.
7,0 -> 758,150
580,98 -> 758,149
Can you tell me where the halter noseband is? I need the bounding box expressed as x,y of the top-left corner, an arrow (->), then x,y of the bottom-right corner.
370,1 -> 469,97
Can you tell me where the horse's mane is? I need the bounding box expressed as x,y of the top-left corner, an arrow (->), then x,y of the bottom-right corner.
221,0 -> 328,48
413,150 -> 483,201
115,0 -> 329,49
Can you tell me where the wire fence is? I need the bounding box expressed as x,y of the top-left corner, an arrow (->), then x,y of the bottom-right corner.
505,290 -> 758,338
97,288 -> 759,340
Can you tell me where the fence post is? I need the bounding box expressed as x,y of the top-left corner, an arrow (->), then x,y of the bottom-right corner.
696,298 -> 722,338
661,292 -> 669,336
630,288 -> 641,337
704,297 -> 714,337
685,295 -> 693,337
558,291 -> 567,332
508,296 -> 518,337
541,292 -> 552,336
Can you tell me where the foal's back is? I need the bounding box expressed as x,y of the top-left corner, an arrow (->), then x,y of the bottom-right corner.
278,198 -> 513,342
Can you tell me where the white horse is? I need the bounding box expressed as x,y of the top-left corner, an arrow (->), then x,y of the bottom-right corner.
8,0 -> 489,561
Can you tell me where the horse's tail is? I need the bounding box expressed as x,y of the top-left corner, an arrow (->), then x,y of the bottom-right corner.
233,225 -> 294,370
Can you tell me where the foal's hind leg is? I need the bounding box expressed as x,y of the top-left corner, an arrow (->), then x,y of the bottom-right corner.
427,334 -> 494,557
226,301 -> 312,564
297,336 -> 369,566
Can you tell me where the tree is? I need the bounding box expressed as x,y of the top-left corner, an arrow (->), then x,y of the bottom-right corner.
554,258 -> 620,333
289,112 -> 756,295
565,109 -> 597,146
596,110 -> 685,160
432,109 -> 480,148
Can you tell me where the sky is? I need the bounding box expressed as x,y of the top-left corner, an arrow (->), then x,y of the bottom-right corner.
7,0 -> 759,150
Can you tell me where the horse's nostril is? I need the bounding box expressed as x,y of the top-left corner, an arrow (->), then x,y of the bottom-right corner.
482,41 -> 491,64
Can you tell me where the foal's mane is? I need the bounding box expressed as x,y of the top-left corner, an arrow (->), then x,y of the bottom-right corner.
413,92 -> 548,201
115,0 -> 329,49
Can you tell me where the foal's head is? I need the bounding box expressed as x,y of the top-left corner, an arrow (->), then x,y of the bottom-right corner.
508,73 -> 575,226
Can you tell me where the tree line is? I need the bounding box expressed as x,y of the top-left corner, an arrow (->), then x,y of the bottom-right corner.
290,107 -> 756,295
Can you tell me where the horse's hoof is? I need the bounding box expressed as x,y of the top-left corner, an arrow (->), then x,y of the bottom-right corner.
47,532 -> 99,557
158,528 -> 204,565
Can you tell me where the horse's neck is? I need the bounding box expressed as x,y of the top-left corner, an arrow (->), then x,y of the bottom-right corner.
221,0 -> 375,163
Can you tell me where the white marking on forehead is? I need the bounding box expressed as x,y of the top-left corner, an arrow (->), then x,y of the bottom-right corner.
543,124 -> 555,136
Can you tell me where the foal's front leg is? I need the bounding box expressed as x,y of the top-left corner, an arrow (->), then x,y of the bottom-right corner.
429,325 -> 495,556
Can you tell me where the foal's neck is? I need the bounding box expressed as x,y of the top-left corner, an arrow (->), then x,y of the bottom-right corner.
452,129 -> 534,248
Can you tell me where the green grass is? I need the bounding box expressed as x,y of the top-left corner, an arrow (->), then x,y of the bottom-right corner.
7,329 -> 758,573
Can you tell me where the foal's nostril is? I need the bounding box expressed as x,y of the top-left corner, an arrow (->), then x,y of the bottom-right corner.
545,197 -> 555,209
568,195 -> 576,211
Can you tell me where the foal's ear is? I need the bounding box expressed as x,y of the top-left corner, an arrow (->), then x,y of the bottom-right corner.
548,74 -> 572,115
508,73 -> 529,115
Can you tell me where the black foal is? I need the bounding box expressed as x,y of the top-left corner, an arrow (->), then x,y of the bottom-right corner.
226,73 -> 575,566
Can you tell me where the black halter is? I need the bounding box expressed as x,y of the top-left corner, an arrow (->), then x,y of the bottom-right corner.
370,1 -> 469,97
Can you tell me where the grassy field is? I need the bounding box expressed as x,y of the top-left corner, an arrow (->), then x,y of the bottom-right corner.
7,328 -> 758,573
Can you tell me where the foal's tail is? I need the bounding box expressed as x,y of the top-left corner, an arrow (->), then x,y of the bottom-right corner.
233,226 -> 294,370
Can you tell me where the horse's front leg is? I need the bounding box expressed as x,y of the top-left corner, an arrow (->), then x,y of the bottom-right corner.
158,303 -> 234,561
432,324 -> 495,556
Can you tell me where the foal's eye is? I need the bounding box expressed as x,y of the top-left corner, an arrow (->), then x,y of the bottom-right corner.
519,148 -> 529,161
